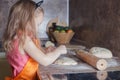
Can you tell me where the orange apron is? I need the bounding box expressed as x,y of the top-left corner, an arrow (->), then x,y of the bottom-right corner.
5,38 -> 41,80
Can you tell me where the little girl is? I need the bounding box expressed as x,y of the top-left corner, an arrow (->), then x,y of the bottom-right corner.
3,0 -> 67,80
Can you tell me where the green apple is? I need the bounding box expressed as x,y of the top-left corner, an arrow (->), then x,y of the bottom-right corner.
60,30 -> 66,33
54,30 -> 59,33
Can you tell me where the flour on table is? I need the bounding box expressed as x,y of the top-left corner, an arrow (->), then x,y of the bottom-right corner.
54,57 -> 78,65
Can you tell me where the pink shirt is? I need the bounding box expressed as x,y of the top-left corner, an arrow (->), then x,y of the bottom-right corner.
6,39 -> 29,77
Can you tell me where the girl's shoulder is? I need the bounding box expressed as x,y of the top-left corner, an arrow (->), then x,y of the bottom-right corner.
6,38 -> 29,57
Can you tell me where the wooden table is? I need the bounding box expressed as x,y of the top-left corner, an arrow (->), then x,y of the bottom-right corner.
38,57 -> 120,75
38,58 -> 120,80
37,45 -> 120,80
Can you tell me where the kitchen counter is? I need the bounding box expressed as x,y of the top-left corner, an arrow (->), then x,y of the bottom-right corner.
37,45 -> 120,80
38,59 -> 120,79
38,62 -> 120,80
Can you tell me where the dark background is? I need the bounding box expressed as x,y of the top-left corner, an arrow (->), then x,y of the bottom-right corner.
70,0 -> 120,58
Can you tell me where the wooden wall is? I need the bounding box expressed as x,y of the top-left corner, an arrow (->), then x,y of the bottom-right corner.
70,0 -> 120,57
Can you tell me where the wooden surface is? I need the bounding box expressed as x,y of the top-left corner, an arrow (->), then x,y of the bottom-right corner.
38,59 -> 120,75
38,49 -> 120,75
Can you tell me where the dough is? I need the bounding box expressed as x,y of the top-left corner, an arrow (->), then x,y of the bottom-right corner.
89,47 -> 113,58
54,57 -> 78,65
45,41 -> 55,47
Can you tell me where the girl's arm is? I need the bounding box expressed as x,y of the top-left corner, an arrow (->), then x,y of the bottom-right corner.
23,36 -> 67,66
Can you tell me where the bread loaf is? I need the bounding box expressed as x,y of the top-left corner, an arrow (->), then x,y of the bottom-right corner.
89,47 -> 113,58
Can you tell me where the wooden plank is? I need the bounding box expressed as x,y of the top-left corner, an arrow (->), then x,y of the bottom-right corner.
37,50 -> 120,75
38,58 -> 120,75
39,63 -> 97,75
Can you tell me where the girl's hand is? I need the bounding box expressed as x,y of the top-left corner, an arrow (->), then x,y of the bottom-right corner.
45,46 -> 56,53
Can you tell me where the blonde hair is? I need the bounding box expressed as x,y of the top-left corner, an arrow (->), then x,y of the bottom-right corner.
3,0 -> 44,51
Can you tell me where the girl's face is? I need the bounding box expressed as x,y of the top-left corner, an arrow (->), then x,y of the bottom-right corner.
34,11 -> 44,32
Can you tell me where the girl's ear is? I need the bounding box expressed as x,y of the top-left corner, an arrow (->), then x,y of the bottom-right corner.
34,7 -> 44,18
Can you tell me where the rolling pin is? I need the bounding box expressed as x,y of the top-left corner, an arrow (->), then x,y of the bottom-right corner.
76,50 -> 107,71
